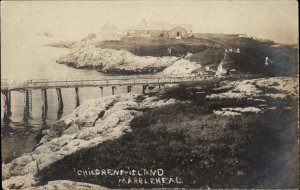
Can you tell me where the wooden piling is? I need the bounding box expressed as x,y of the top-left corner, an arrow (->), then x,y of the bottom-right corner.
24,90 -> 30,119
157,78 -> 161,91
56,88 -> 64,118
1,91 -> 7,119
75,87 -> 80,108
112,86 -> 116,95
142,84 -> 148,94
2,91 -> 10,120
27,90 -> 32,114
7,91 -> 12,116
100,87 -> 104,97
127,86 -> 132,93
41,89 -> 48,119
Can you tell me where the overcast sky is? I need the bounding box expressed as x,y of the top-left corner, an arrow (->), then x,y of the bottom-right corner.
1,0 -> 298,44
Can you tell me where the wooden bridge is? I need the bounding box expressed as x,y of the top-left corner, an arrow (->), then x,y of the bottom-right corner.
1,75 -> 212,120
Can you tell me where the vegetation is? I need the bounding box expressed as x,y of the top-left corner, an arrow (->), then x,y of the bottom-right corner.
96,37 -> 210,57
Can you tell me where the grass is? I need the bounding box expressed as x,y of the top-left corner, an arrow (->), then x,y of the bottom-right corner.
186,47 -> 224,68
96,37 -> 210,57
36,77 -> 298,188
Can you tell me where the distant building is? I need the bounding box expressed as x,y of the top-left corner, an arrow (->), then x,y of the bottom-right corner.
168,26 -> 190,39
128,20 -> 193,39
82,22 -> 125,42
99,22 -> 125,41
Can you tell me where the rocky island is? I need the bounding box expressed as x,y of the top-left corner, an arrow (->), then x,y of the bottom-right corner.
2,13 -> 299,190
54,35 -> 297,77
3,28 -> 299,188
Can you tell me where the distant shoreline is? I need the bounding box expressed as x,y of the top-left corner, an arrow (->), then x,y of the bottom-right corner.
57,60 -> 168,75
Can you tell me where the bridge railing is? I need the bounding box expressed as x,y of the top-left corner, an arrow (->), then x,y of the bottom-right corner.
1,75 -> 212,91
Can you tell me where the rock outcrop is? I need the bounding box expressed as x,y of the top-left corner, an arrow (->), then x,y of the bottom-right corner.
160,58 -> 201,75
57,46 -> 178,74
206,77 -> 298,116
24,180 -> 108,190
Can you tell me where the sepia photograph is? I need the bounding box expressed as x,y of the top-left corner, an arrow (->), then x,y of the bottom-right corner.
1,0 -> 299,189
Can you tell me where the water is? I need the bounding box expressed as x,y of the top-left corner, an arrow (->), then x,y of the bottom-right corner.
1,35 -> 144,162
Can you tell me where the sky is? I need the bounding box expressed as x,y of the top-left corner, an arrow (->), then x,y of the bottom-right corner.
1,0 -> 299,44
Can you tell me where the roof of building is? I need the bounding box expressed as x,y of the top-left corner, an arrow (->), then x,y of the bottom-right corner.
99,22 -> 125,35
131,20 -> 192,32
169,24 -> 192,32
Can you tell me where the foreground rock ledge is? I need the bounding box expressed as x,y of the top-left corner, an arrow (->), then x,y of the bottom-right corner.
2,93 -> 177,189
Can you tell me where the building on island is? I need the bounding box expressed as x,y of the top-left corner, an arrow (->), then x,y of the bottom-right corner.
168,25 -> 191,39
128,20 -> 193,39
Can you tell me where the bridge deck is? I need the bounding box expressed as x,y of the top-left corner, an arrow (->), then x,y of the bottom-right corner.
1,75 -> 213,92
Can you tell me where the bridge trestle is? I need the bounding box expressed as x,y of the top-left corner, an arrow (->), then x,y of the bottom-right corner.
1,76 -> 213,121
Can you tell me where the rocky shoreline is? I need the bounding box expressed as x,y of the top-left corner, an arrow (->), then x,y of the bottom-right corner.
2,93 -> 178,189
56,46 -> 175,74
56,46 -> 201,76
57,60 -> 168,75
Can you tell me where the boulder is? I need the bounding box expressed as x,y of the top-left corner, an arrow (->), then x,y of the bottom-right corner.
63,124 -> 80,135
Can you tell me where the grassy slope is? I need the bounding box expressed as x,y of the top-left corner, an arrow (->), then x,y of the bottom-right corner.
96,37 -> 212,57
224,38 -> 299,76
186,47 -> 224,71
190,36 -> 298,76
37,76 -> 298,188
